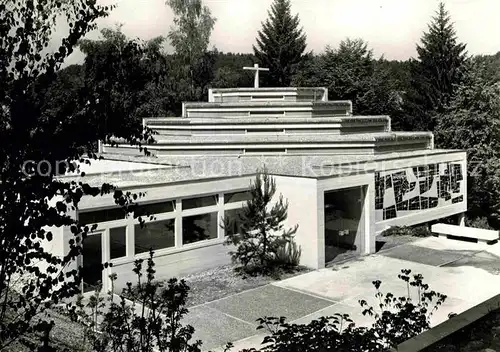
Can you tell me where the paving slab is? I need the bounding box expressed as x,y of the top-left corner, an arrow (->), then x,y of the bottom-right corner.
290,302 -> 375,328
442,251 -> 500,275
412,236 -> 499,254
206,284 -> 334,326
274,256 -> 441,302
380,244 -> 467,266
183,305 -> 256,351
195,238 -> 500,351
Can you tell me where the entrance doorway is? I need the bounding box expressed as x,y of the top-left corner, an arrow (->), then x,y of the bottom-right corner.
82,233 -> 103,292
324,186 -> 365,264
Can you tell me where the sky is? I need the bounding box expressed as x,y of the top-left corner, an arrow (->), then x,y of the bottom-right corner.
61,0 -> 500,66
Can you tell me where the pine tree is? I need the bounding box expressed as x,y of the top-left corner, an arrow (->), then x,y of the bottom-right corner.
253,0 -> 308,87
404,2 -> 468,131
223,169 -> 299,275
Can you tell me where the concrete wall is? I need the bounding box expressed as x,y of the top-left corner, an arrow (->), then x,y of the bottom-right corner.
272,176 -> 319,269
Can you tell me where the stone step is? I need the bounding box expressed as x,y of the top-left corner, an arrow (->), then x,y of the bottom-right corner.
105,132 -> 433,157
143,116 -> 391,136
208,87 -> 328,103
182,100 -> 353,118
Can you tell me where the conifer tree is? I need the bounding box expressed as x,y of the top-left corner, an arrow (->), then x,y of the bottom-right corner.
253,0 -> 308,87
404,2 -> 468,131
223,169 -> 299,275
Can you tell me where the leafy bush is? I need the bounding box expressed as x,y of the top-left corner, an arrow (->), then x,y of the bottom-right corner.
411,225 -> 432,237
465,216 -> 494,230
380,226 -> 413,237
238,269 -> 447,352
67,251 -> 204,352
381,225 -> 431,238
223,169 -> 299,276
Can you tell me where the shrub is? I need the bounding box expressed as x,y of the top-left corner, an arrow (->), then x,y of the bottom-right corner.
67,251 -> 204,352
381,225 -> 431,238
238,269 -> 447,352
274,241 -> 302,269
465,216 -> 493,230
380,226 -> 413,237
411,225 -> 432,237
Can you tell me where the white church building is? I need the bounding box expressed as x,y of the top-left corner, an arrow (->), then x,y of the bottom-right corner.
52,70 -> 467,292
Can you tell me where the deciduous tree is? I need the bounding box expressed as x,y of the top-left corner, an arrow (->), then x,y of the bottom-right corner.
166,0 -> 216,101
0,1 -> 152,348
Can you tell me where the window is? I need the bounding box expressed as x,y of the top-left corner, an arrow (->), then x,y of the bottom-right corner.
182,195 -> 218,210
224,208 -> 246,236
110,227 -> 126,259
82,233 -> 102,292
79,207 -> 126,225
224,191 -> 251,204
134,201 -> 175,217
134,219 -> 175,254
182,212 -> 218,244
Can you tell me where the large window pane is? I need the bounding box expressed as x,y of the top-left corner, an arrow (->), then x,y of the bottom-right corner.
82,233 -> 102,293
224,208 -> 246,236
224,191 -> 251,204
135,219 -> 175,254
110,227 -> 126,259
182,195 -> 218,210
182,212 -> 218,244
134,201 -> 175,217
79,207 -> 126,224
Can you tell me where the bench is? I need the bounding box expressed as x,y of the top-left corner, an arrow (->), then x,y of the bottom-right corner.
431,223 -> 499,244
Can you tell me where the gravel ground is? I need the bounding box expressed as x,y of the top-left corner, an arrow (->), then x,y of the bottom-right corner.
181,264 -> 311,307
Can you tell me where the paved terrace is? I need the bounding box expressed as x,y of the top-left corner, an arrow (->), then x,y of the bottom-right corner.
182,236 -> 500,351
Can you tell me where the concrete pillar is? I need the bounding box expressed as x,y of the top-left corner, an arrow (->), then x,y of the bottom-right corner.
458,212 -> 466,227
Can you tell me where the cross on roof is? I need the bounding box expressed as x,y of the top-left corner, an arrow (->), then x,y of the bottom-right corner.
243,63 -> 269,88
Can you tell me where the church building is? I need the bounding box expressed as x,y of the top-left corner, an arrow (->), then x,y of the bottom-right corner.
52,66 -> 467,292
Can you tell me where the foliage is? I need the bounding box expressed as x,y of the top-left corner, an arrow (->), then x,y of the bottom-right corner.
253,0 -> 308,87
211,51 -> 256,88
166,0 -> 216,101
292,39 -> 404,116
0,1 -> 153,349
435,59 -> 500,227
474,51 -> 500,84
380,225 -> 431,238
67,251 -> 204,352
274,241 -> 302,269
403,2 -> 468,131
79,25 -> 168,129
223,169 -> 299,276
465,216 -> 494,230
238,269 -> 447,352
